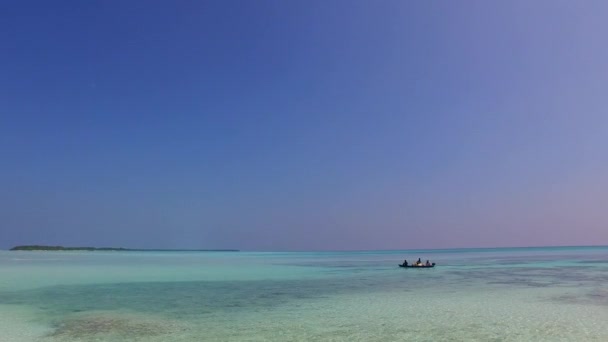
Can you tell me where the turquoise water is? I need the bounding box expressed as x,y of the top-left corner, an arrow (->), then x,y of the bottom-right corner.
1,246 -> 608,341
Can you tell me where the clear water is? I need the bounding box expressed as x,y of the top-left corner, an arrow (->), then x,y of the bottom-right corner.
1,247 -> 608,341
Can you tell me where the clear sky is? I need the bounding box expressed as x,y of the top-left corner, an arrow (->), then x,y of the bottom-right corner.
1,1 -> 607,251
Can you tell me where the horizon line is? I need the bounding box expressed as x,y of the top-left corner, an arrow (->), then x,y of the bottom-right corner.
4,244 -> 608,252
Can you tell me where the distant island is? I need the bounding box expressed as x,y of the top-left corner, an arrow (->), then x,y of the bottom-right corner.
10,245 -> 239,252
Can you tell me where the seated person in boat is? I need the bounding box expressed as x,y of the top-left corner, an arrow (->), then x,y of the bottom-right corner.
425,260 -> 431,266
416,258 -> 422,266
402,259 -> 408,266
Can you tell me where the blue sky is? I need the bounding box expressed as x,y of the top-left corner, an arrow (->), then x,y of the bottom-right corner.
1,1 -> 608,250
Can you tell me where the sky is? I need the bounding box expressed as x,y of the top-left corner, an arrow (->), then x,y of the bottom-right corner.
1,1 -> 608,251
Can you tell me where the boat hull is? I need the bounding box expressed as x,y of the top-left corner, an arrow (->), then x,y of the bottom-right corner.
398,264 -> 435,268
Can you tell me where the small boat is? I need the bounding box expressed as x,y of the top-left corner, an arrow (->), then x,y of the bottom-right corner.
398,263 -> 435,268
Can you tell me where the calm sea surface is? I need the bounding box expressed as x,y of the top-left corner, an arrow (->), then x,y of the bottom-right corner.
1,246 -> 608,341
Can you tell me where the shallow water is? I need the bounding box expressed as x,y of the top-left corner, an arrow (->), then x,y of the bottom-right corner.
1,247 -> 608,341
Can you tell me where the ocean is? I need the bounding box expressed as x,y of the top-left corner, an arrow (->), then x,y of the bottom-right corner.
1,246 -> 607,341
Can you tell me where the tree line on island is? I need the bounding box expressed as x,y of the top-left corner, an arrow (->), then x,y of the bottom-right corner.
9,245 -> 239,252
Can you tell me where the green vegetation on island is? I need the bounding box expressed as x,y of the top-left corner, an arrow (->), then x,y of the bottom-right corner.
10,245 -> 129,251
9,245 -> 239,252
